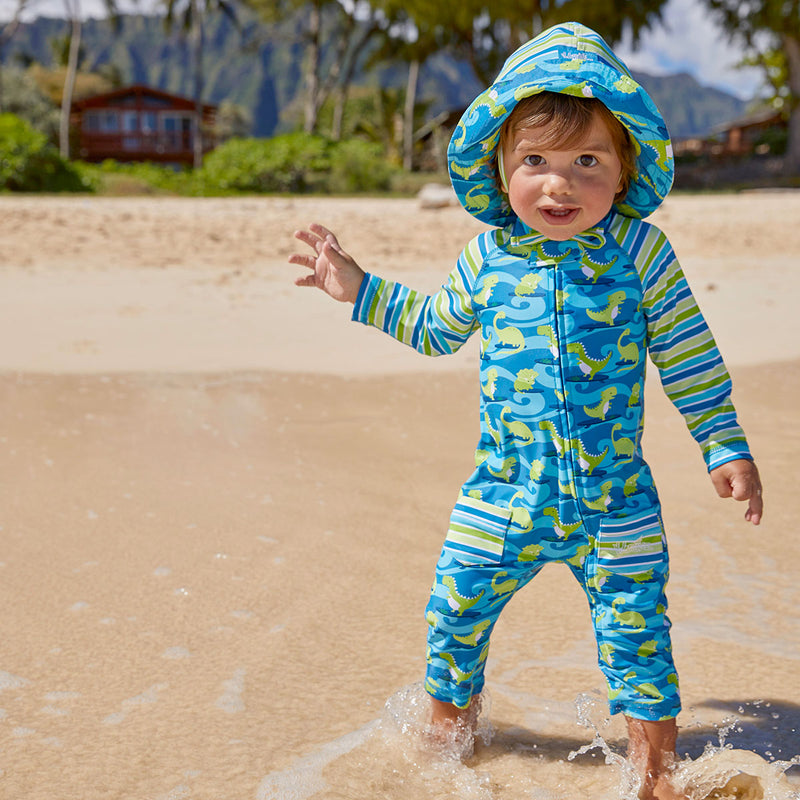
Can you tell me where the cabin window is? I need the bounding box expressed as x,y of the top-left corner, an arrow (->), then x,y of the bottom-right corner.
84,110 -> 119,132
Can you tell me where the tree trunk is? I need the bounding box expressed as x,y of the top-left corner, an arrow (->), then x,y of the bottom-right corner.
190,0 -> 204,169
784,33 -> 800,174
331,85 -> 346,140
60,9 -> 81,160
402,58 -> 419,171
303,2 -> 321,134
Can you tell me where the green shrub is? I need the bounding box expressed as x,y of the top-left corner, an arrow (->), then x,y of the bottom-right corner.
0,113 -> 92,192
327,139 -> 395,193
198,133 -> 397,195
199,133 -> 331,193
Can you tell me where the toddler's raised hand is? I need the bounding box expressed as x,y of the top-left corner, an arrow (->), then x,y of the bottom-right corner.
290,223 -> 365,304
709,458 -> 763,525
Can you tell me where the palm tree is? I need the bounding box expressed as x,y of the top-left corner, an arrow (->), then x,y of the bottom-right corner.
163,0 -> 238,168
58,0 -> 117,159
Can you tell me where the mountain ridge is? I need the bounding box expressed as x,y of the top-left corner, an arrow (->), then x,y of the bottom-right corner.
0,13 -> 748,140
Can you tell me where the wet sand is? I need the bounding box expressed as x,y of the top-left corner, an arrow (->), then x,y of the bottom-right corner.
0,194 -> 798,799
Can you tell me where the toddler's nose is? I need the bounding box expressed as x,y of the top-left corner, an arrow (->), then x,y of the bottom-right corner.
543,170 -> 572,196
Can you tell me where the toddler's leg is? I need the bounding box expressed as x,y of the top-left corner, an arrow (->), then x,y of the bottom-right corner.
625,716 -> 683,800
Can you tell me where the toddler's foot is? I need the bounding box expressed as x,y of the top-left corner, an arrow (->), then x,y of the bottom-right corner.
425,695 -> 481,760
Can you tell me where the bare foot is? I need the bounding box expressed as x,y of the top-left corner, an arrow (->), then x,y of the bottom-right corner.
425,695 -> 481,760
625,716 -> 686,799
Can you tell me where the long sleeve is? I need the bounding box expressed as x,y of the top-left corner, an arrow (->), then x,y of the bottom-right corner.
351,233 -> 487,356
620,220 -> 752,470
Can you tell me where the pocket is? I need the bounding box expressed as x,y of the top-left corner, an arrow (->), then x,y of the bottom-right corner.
596,509 -> 666,579
444,494 -> 512,565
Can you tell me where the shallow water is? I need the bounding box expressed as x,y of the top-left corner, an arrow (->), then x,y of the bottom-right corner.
1,370 -> 798,799
259,685 -> 800,800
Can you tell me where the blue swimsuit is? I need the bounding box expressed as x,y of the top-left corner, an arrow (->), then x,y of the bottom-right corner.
353,23 -> 752,722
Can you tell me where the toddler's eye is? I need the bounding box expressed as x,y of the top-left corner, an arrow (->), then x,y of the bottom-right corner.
523,154 -> 545,167
577,154 -> 598,167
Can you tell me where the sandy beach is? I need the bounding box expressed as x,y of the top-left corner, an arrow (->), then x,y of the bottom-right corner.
0,193 -> 798,800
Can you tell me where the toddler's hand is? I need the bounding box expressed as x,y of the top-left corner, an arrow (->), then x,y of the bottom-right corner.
709,458 -> 763,525
289,223 -> 365,304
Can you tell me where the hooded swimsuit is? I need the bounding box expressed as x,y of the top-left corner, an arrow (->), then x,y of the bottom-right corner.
352,22 -> 752,721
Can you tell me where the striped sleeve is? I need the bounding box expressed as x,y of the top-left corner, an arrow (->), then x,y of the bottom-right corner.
616,218 -> 752,470
350,232 -> 488,356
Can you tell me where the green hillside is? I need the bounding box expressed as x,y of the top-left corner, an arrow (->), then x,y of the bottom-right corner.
0,12 -> 747,139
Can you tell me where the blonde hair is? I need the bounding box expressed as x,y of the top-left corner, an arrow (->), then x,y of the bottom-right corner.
498,92 -> 637,203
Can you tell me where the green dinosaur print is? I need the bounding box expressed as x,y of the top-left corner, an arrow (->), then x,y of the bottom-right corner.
623,472 -> 640,496
635,681 -> 665,702
586,290 -> 627,324
453,619 -> 492,646
509,491 -> 533,532
631,568 -> 654,584
616,328 -> 639,370
559,57 -> 586,71
628,381 -> 641,407
450,161 -> 479,180
607,670 -> 637,700
542,506 -> 582,539
611,423 -> 635,459
501,406 -> 535,443
599,642 -> 616,665
642,137 -> 672,172
475,88 -> 507,118
487,455 -> 518,481
443,575 -> 485,614
611,597 -> 646,631
561,81 -> 594,99
637,639 -> 658,658
515,273 -> 543,297
613,74 -> 638,94
465,186 -> 491,213
514,368 -> 539,392
440,652 -> 474,682
491,571 -> 519,595
583,386 -> 617,420
484,411 -> 501,446
566,539 -> 595,568
580,255 -> 618,283
536,324 -> 559,358
559,479 -> 577,497
555,288 -> 570,311
566,341 -> 613,379
539,419 -> 571,457
588,565 -> 613,591
474,450 -> 490,466
518,542 -> 544,562
582,480 -> 613,512
529,459 -> 545,482
474,275 -> 499,305
494,311 -> 525,350
574,438 -> 609,475
482,367 -> 498,400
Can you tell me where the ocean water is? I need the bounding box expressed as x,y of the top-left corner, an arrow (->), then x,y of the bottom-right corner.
258,684 -> 800,800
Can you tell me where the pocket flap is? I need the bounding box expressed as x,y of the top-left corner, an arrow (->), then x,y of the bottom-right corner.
597,510 -> 665,577
444,494 -> 512,564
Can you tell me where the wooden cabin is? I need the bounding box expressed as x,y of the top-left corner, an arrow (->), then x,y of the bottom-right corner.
710,108 -> 786,157
71,85 -> 217,164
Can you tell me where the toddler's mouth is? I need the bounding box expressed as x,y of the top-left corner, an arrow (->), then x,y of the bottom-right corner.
541,206 -> 579,224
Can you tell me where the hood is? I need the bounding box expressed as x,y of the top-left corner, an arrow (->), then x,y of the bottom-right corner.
448,22 -> 674,228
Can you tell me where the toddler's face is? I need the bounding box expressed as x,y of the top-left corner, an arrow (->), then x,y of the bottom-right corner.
500,111 -> 624,241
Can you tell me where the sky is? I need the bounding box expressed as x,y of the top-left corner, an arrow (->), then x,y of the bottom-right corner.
0,0 -> 765,100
